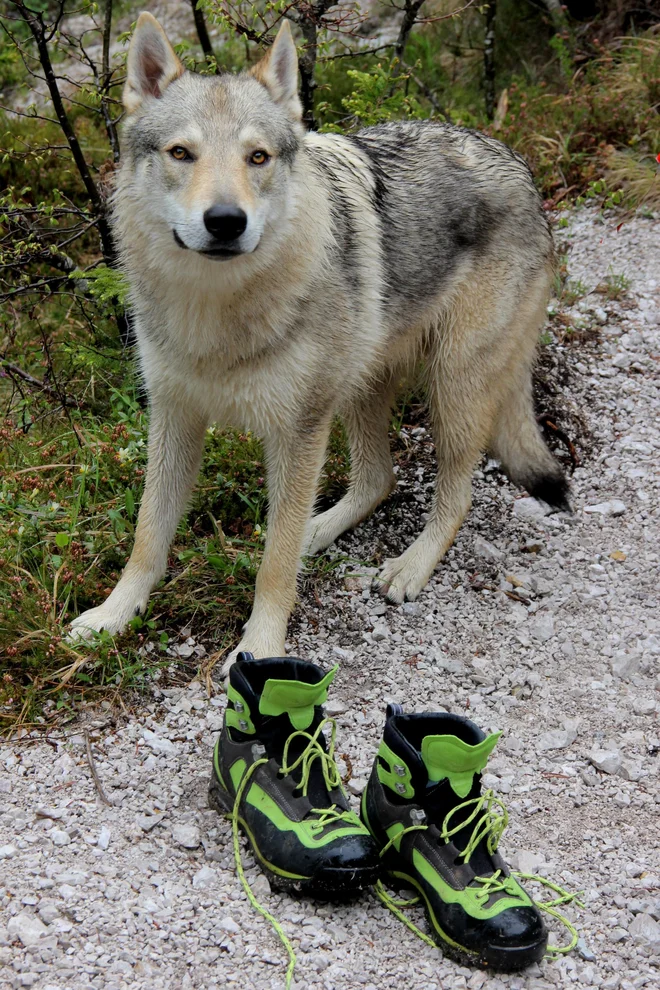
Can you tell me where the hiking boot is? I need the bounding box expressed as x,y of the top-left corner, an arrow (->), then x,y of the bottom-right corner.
361,704 -> 547,970
209,652 -> 380,896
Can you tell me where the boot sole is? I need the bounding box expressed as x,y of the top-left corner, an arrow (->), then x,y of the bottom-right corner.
385,869 -> 548,972
208,778 -> 380,900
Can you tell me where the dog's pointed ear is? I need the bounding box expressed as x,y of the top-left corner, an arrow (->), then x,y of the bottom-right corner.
250,21 -> 301,121
123,12 -> 184,113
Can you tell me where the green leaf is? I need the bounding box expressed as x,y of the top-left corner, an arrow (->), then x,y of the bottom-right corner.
69,265 -> 130,308
207,553 -> 227,572
125,488 -> 135,519
55,533 -> 69,548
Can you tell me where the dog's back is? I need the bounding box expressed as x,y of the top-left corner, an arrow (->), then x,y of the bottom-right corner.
303,120 -> 553,335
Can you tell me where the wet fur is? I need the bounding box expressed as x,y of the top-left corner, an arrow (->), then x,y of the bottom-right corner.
68,15 -> 568,668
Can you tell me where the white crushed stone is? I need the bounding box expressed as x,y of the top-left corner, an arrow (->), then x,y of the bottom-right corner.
172,824 -> 202,849
1,206 -> 659,989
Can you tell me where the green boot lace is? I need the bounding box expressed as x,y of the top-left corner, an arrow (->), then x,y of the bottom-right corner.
230,716 -> 359,988
375,788 -> 584,958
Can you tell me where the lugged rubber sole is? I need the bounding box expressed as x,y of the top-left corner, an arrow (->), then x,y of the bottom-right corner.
208,777 -> 380,899
385,869 -> 548,972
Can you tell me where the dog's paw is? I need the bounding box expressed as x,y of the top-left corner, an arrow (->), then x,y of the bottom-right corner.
67,607 -> 122,643
373,552 -> 432,605
219,646 -> 242,680
303,512 -> 337,556
304,527 -> 332,558
67,598 -> 142,644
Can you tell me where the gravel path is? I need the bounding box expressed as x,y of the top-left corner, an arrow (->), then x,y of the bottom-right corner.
1,207 -> 659,990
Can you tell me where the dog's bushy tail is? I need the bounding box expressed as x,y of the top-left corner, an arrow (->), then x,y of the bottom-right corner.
489,367 -> 571,511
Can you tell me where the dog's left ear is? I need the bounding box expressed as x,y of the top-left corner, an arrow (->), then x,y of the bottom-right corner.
250,21 -> 301,122
124,12 -> 184,113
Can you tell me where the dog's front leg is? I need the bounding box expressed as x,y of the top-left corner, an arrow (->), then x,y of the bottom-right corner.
223,417 -> 332,673
68,398 -> 207,641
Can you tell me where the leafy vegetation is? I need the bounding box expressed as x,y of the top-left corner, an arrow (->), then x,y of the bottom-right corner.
1,0 -> 658,732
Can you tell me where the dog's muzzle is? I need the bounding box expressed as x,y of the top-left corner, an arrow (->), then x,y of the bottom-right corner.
173,204 -> 250,260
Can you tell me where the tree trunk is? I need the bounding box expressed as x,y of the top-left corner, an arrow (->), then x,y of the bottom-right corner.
484,0 -> 497,120
298,18 -> 317,130
394,0 -> 426,70
101,0 -> 120,162
18,4 -> 115,264
189,0 -> 218,69
539,0 -> 570,32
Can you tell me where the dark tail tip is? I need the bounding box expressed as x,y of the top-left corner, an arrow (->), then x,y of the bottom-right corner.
527,474 -> 572,512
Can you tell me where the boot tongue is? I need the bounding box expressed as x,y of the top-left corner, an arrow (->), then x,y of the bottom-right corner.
420,732 -> 501,800
419,731 -> 503,878
259,666 -> 338,731
245,662 -> 340,809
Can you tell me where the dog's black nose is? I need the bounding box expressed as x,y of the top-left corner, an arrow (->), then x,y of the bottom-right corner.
203,205 -> 248,242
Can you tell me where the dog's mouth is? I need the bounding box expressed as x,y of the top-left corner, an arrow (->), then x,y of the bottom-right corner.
173,229 -> 246,261
199,247 -> 243,260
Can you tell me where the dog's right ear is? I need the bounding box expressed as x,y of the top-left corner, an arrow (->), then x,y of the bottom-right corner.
123,12 -> 183,113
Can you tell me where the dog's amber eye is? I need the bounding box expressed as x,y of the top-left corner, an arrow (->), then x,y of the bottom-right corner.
250,150 -> 269,166
170,146 -> 190,161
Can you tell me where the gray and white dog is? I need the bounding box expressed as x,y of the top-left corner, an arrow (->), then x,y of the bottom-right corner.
69,13 -> 568,669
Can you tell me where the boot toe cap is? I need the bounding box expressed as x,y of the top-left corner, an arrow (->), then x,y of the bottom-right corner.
323,832 -> 381,871
483,905 -> 547,948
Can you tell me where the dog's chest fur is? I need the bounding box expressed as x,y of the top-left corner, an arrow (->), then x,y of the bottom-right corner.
132,228 -> 385,431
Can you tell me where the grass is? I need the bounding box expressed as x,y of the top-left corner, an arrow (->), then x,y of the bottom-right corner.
495,35 -> 660,204
557,276 -> 590,307
603,150 -> 660,212
598,270 -> 632,301
0,312 -> 354,734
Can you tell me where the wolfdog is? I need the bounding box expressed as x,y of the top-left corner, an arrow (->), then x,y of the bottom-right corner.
69,12 -> 568,668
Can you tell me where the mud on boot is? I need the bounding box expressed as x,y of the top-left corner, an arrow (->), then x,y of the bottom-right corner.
210,651 -> 380,897
361,704 -> 548,971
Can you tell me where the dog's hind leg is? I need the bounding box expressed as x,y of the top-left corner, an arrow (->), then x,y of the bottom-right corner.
373,349 -> 487,603
304,381 -> 396,555
374,277 -> 531,604
374,270 -> 566,604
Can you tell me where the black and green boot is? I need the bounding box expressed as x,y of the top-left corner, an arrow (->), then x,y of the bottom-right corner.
209,652 -> 380,896
361,705 -> 547,970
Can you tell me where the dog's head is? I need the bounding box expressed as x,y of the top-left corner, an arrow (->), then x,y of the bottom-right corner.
120,13 -> 303,261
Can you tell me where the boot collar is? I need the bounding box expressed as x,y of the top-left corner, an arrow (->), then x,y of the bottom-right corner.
380,705 -> 501,799
229,654 -> 338,731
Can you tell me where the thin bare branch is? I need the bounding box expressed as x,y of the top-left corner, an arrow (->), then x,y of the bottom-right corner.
0,360 -> 81,408
85,730 -> 113,806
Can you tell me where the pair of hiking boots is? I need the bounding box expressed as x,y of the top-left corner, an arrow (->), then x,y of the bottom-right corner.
209,652 -> 548,972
